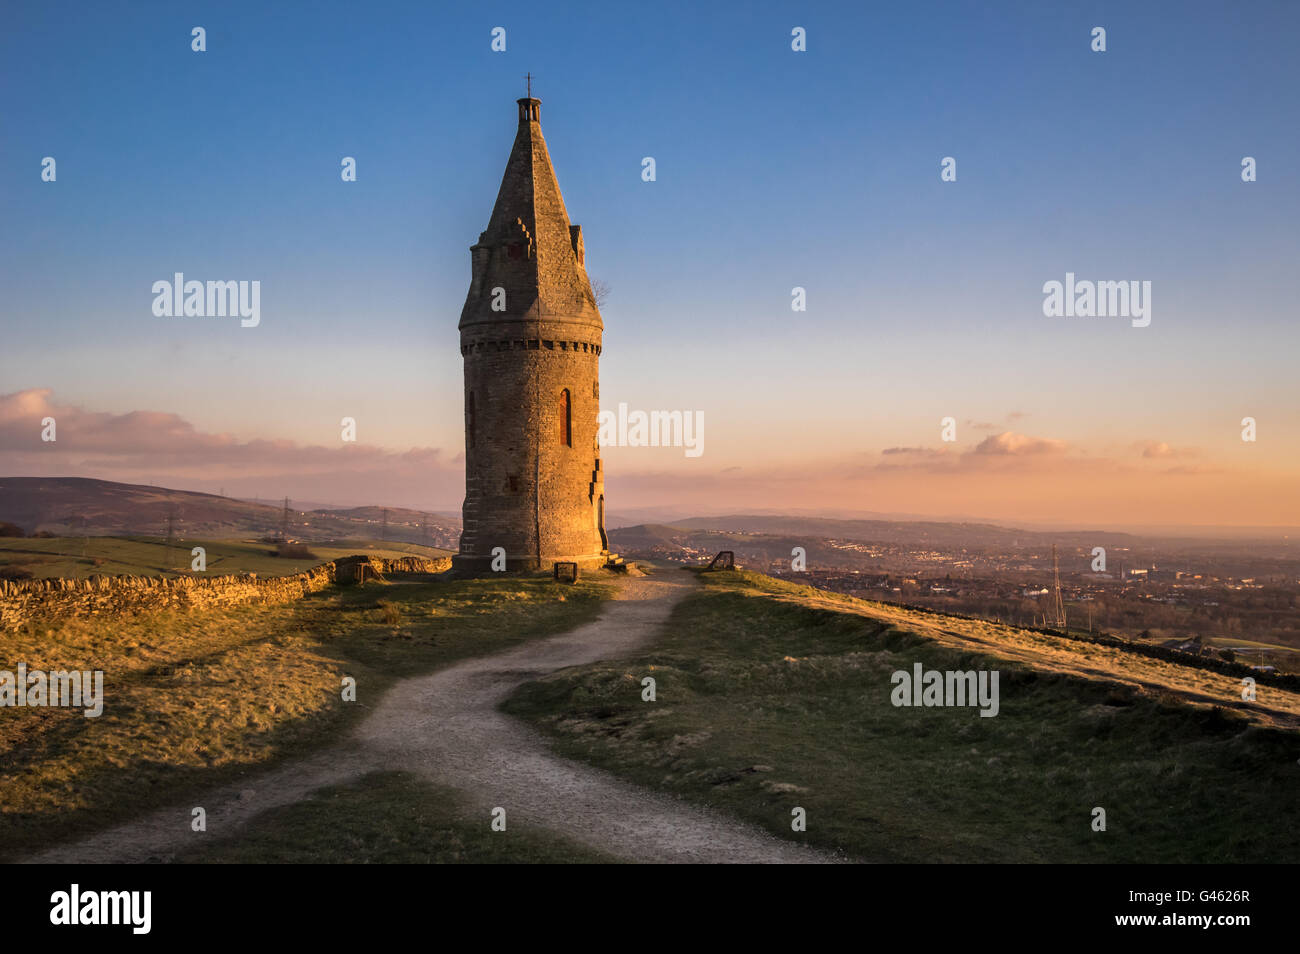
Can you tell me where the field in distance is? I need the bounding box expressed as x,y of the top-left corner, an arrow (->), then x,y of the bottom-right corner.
0,535 -> 452,581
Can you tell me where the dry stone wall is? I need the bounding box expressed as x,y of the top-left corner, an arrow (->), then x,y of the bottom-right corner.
0,555 -> 450,631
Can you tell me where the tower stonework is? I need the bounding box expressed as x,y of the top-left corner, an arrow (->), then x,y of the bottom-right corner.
453,96 -> 609,574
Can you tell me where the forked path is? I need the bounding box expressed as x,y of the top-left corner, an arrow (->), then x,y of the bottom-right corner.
361,573 -> 833,862
27,572 -> 835,864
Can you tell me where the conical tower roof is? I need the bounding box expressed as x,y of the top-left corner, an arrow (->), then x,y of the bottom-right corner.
460,97 -> 602,330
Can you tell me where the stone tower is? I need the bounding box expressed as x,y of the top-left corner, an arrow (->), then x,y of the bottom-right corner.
453,95 -> 609,574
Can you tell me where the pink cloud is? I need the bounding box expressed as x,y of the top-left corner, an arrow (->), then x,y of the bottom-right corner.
0,389 -> 464,509
972,432 -> 1067,456
1133,440 -> 1198,459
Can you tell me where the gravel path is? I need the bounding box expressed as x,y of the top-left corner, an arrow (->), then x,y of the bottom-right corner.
26,572 -> 834,864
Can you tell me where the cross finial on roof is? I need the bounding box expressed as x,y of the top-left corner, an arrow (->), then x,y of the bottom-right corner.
525,72 -> 533,98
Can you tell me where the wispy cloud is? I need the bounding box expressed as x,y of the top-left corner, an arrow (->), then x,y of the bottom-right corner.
0,389 -> 463,507
881,446 -> 947,456
1133,439 -> 1198,459
972,432 -> 1068,456
4,390 -> 1294,526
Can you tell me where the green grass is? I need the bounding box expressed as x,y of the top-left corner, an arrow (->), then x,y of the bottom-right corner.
503,569 -> 1300,863
0,535 -> 450,580
173,771 -> 618,864
0,574 -> 612,860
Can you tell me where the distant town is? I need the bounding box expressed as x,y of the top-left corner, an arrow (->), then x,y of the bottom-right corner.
610,524 -> 1300,674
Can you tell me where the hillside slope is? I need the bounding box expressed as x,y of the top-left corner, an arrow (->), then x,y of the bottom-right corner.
0,477 -> 460,547
505,569 -> 1300,863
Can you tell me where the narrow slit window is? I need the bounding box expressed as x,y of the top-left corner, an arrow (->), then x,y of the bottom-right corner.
467,391 -> 476,449
559,388 -> 572,447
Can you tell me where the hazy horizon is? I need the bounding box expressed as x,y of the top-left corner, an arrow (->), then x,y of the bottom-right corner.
5,473 -> 1298,541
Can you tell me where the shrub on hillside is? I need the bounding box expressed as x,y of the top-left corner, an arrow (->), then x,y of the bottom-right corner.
0,566 -> 34,581
274,544 -> 317,560
377,600 -> 402,627
0,522 -> 24,537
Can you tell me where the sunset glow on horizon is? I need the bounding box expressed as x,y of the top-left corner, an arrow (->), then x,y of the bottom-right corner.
3,1 -> 1297,530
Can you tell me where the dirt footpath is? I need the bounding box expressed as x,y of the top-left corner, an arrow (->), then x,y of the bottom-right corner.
360,573 -> 834,863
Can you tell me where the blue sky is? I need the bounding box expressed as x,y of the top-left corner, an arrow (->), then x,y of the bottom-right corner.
2,0 -> 1297,524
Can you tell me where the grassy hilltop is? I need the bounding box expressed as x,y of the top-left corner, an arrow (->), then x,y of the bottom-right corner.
6,562 -> 1298,863
0,572 -> 612,862
504,569 -> 1300,863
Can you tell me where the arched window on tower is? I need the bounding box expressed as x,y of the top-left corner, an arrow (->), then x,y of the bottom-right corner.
559,388 -> 572,447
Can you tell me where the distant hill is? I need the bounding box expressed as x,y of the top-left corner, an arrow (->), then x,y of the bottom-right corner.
606,517 -> 1149,576
12,480 -> 1271,560
665,514 -> 1138,548
609,516 -> 1140,560
0,478 -> 461,549
610,524 -> 692,548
